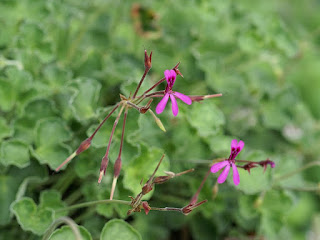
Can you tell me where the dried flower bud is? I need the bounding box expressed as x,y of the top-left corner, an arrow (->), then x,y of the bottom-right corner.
144,50 -> 152,69
142,201 -> 151,215
76,138 -> 92,155
172,62 -> 183,77
153,175 -> 172,184
142,183 -> 153,195
181,200 -> 207,216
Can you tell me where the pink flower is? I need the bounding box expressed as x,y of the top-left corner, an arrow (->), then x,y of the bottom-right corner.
156,70 -> 192,116
210,139 -> 245,185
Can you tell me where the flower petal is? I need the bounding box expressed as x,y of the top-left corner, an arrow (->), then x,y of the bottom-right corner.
164,70 -> 171,82
210,161 -> 229,173
232,163 -> 240,185
156,93 -> 169,114
170,94 -> 179,116
237,140 -> 245,152
174,92 -> 192,105
231,139 -> 238,150
217,163 -> 230,184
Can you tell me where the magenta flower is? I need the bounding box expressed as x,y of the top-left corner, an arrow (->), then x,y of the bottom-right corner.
156,70 -> 192,116
210,139 -> 245,185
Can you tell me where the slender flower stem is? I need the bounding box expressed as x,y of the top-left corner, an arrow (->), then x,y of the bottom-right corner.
98,104 -> 125,183
133,68 -> 151,99
144,91 -> 165,98
110,108 -> 128,200
190,169 -> 211,204
89,103 -> 121,140
118,108 -> 128,159
142,77 -> 166,96
42,217 -> 82,240
150,207 -> 182,212
55,200 -> 131,213
274,161 -> 320,182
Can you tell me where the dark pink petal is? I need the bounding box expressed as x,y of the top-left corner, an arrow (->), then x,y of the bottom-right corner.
231,163 -> 240,185
210,161 -> 229,173
164,70 -> 171,82
173,92 -> 192,105
231,139 -> 238,150
237,140 -> 245,152
156,93 -> 170,114
217,164 -> 230,184
170,94 -> 179,116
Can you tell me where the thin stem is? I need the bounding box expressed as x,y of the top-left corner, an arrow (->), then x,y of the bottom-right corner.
89,103 -> 120,140
142,77 -> 166,96
42,217 -> 82,240
55,199 -> 131,213
274,161 -> 320,182
150,207 -> 182,212
190,169 -> 211,204
118,107 -> 128,158
274,185 -> 320,192
103,104 -> 125,158
133,68 -> 150,98
144,91 -> 165,98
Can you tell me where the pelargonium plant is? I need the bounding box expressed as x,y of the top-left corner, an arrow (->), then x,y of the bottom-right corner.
55,51 -> 275,215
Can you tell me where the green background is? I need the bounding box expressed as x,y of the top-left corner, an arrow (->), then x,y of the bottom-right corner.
1,0 -> 320,239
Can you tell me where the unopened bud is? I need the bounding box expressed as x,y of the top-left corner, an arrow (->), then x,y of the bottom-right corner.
142,183 -> 153,195
142,201 -> 151,215
153,175 -> 172,184
182,200 -> 207,216
212,182 -> 219,199
144,50 -> 152,69
114,156 -> 122,178
76,138 -> 91,155
149,109 -> 166,132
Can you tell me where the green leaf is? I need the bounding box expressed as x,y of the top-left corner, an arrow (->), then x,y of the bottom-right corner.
0,139 -> 30,168
233,151 -> 272,194
187,101 -> 225,138
0,161 -> 47,226
35,118 -> 72,146
33,144 -> 72,170
122,144 -> 169,196
70,78 -> 101,121
100,219 -> 142,240
0,117 -> 12,140
39,190 -> 67,219
49,225 -> 92,240
22,99 -> 57,121
0,79 -> 16,112
11,197 -> 54,235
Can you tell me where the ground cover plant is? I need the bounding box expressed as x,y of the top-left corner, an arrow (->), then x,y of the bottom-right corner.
1,0 -> 320,239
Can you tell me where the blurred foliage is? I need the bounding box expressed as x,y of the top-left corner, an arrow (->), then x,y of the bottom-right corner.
0,0 -> 320,239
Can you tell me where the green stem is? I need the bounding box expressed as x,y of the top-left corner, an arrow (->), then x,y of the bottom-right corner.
274,161 -> 320,182
55,199 -> 131,213
42,217 -> 82,240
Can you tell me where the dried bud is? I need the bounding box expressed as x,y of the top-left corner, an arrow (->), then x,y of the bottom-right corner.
139,99 -> 153,114
114,156 -> 122,178
142,183 -> 153,195
172,62 -> 183,77
142,201 -> 151,215
76,138 -> 92,155
243,162 -> 258,174
181,200 -> 207,216
144,50 -> 152,69
153,175 -> 172,184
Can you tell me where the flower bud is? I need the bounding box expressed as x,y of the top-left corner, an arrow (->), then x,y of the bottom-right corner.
76,138 -> 92,155
144,50 -> 152,69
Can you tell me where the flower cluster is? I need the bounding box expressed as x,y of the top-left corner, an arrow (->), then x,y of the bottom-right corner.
55,50 -> 222,200
54,50 -> 275,215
